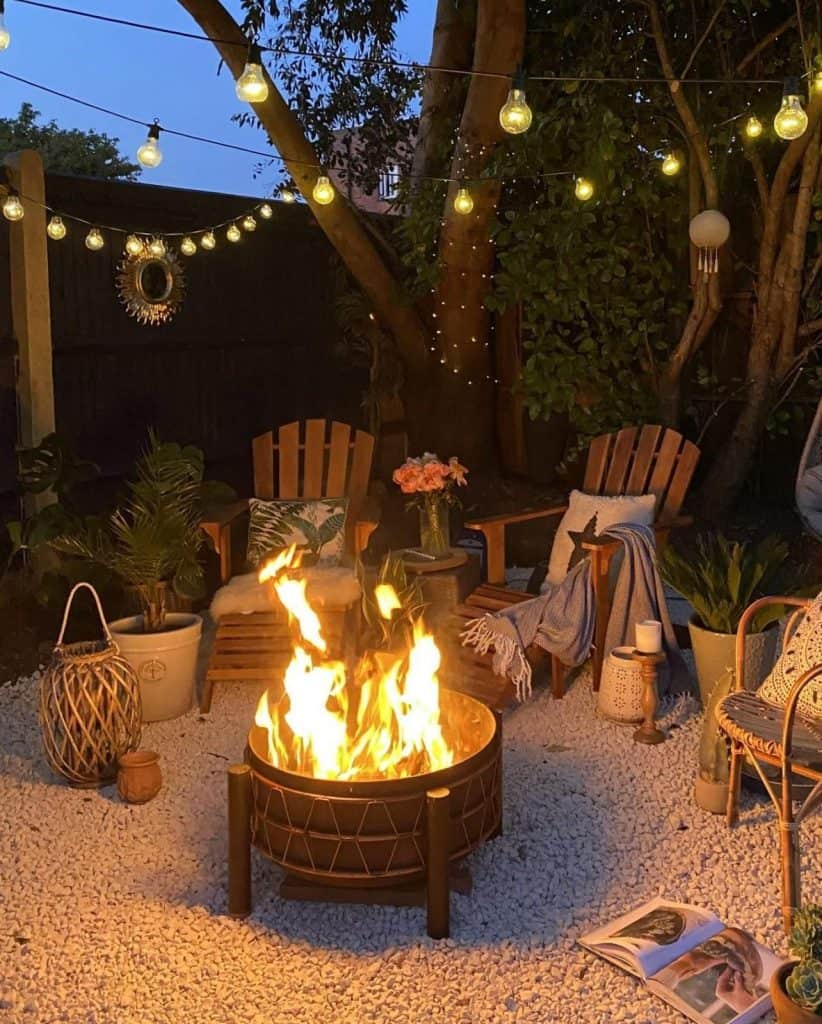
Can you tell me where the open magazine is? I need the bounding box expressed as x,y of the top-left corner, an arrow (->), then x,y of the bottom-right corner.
579,898 -> 784,1024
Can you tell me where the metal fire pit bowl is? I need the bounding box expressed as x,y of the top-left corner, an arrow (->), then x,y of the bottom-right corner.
227,689 -> 502,938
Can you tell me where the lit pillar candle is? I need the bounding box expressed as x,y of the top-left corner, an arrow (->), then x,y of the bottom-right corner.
635,619 -> 662,654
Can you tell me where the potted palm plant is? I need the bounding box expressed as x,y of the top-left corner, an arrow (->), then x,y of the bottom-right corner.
53,433 -> 230,721
659,533 -> 787,706
771,905 -> 822,1022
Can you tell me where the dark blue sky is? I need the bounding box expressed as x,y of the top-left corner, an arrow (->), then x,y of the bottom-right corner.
1,1 -> 436,196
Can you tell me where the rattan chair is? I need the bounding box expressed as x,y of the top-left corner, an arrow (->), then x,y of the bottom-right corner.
717,596 -> 822,933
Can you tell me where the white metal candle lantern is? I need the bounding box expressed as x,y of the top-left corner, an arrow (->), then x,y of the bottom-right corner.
689,210 -> 730,276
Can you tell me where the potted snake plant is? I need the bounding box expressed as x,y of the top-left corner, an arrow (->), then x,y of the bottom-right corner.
659,533 -> 787,706
771,905 -> 822,1022
53,433 -> 232,721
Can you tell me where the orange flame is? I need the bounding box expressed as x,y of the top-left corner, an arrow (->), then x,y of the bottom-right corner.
254,554 -> 453,781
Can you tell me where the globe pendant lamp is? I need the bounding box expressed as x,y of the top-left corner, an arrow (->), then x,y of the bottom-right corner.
689,210 -> 730,276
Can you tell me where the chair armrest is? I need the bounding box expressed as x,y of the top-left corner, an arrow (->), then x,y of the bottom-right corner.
201,501 -> 249,584
734,596 -> 812,692
465,505 -> 567,587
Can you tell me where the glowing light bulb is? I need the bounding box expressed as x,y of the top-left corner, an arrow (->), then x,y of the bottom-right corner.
147,237 -> 166,258
312,175 -> 335,205
136,122 -> 163,169
814,70 -> 822,94
200,231 -> 216,250
453,187 -> 474,215
661,152 -> 681,176
242,214 -> 256,232
774,77 -> 808,140
574,177 -> 594,201
85,228 -> 104,251
499,87 -> 533,135
226,223 -> 241,243
0,9 -> 10,51
2,192 -> 23,221
236,44 -> 269,103
280,188 -> 296,204
744,115 -> 763,139
46,215 -> 66,240
180,236 -> 196,256
125,235 -> 144,256
259,202 -> 273,219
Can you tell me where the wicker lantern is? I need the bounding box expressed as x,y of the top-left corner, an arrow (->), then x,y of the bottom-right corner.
40,583 -> 142,787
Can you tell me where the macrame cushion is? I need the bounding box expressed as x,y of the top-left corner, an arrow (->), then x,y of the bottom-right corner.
246,498 -> 348,568
546,490 -> 656,585
757,591 -> 822,719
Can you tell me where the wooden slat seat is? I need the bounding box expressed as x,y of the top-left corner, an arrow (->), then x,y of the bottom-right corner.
451,425 -> 700,700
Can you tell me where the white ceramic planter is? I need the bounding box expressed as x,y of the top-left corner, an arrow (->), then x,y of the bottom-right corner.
688,616 -> 778,706
109,613 -> 202,723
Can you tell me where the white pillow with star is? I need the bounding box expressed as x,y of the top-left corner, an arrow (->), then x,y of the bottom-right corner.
546,489 -> 656,585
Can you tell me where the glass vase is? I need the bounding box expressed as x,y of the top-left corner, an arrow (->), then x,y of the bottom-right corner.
419,494 -> 450,556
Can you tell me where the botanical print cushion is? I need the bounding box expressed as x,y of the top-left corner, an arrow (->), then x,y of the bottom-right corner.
546,490 -> 656,585
757,590 -> 822,719
246,498 -> 348,568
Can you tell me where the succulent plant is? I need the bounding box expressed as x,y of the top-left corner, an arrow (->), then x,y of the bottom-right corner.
785,959 -> 822,1014
791,905 -> 822,964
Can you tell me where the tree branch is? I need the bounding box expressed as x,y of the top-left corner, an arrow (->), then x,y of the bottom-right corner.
736,13 -> 797,73
680,0 -> 728,80
175,0 -> 430,373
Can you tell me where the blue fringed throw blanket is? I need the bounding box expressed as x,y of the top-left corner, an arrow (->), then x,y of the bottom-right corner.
461,523 -> 687,702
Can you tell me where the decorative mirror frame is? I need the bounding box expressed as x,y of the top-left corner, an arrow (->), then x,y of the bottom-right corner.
116,244 -> 186,326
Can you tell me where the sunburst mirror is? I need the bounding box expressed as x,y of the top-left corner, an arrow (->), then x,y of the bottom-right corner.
117,242 -> 185,326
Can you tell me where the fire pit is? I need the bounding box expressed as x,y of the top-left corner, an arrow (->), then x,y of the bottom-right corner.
226,548 -> 503,938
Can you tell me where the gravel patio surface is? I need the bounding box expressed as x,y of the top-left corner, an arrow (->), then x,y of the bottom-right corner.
0,666 -> 818,1024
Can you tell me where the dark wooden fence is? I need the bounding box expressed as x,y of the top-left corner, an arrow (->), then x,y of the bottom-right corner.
0,173 -> 366,501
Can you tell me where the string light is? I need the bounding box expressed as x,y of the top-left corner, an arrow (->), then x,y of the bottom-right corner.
259,202 -> 274,218
242,214 -> 256,231
180,236 -> 196,256
814,70 -> 822,94
0,0 -> 10,51
124,234 -> 144,256
661,152 -> 681,176
744,115 -> 763,138
2,191 -> 23,221
312,175 -> 335,205
235,43 -> 269,103
84,227 -> 104,251
774,76 -> 808,140
226,223 -> 242,242
574,177 -> 594,201
136,121 -> 163,168
453,185 -> 474,215
499,71 -> 532,134
46,215 -> 66,240
200,231 -> 216,250
279,188 -> 296,204
147,237 -> 166,257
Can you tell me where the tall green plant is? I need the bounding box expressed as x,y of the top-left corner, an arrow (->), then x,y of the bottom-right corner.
52,433 -> 232,632
659,533 -> 788,634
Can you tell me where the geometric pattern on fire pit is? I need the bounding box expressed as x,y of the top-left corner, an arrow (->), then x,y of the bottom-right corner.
248,754 -> 502,889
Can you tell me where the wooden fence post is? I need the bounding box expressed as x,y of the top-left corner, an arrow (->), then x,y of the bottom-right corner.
4,150 -> 56,512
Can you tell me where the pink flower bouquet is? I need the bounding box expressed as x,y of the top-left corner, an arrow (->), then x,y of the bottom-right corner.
393,453 -> 469,500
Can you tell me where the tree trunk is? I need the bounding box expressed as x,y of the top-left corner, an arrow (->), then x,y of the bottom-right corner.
429,0 -> 526,465
176,0 -> 430,378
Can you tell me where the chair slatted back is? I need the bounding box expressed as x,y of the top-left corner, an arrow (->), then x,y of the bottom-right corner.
252,419 -> 375,555
582,425 -> 700,524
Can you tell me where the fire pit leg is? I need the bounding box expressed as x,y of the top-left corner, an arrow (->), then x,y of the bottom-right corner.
228,764 -> 252,917
426,787 -> 451,940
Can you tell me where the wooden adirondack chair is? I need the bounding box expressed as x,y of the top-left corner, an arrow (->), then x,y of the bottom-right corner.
451,425 -> 700,708
200,419 -> 377,713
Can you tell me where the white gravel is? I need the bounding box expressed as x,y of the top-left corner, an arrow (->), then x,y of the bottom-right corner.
0,663 -> 818,1024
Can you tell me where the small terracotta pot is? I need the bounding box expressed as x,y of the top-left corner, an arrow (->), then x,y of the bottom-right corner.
771,962 -> 821,1024
117,750 -> 162,804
